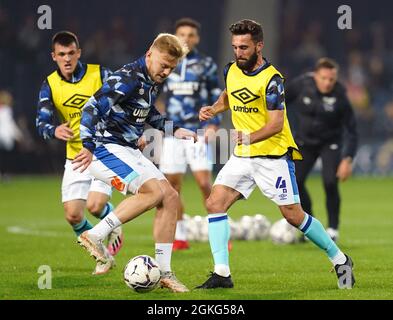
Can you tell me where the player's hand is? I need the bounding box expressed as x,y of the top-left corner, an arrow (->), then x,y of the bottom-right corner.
137,135 -> 147,151
199,106 -> 215,121
55,122 -> 74,141
336,157 -> 353,182
233,130 -> 251,145
72,148 -> 93,173
174,128 -> 198,143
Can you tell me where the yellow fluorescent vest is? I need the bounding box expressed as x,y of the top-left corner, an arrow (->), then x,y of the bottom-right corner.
226,62 -> 302,160
47,64 -> 102,159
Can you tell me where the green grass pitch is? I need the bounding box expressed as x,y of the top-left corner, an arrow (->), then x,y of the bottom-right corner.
1,175 -> 392,300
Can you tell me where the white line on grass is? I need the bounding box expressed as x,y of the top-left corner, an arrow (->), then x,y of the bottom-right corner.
6,226 -> 71,238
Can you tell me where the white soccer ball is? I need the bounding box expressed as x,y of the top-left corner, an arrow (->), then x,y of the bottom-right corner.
228,217 -> 241,240
252,214 -> 271,240
238,215 -> 257,240
192,215 -> 209,242
269,218 -> 298,244
123,255 -> 161,292
185,216 -> 199,241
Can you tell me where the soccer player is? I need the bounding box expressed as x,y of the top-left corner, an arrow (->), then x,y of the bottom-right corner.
285,58 -> 358,242
36,31 -> 123,275
159,18 -> 222,250
73,33 -> 196,293
196,20 -> 355,289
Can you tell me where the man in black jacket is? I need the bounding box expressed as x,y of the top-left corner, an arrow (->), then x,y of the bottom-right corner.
285,57 -> 358,242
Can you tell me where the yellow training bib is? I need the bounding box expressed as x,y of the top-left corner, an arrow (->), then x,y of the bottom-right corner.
47,64 -> 102,159
226,62 -> 302,160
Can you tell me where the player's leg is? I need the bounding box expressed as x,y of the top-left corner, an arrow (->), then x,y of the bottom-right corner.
192,170 -> 213,203
320,143 -> 341,241
87,182 -> 123,256
196,156 -> 255,289
295,144 -> 320,217
195,185 -> 241,289
153,179 -> 189,292
63,200 -> 92,235
77,144 -> 164,261
187,137 -> 214,202
191,169 -> 235,251
86,191 -> 112,220
159,136 -> 188,250
79,177 -> 164,262
280,203 -> 355,288
78,144 -> 188,291
164,173 -> 188,250
62,161 -> 115,274
61,160 -> 93,236
258,156 -> 354,288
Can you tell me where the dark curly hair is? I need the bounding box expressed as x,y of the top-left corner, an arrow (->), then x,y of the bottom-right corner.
229,19 -> 263,43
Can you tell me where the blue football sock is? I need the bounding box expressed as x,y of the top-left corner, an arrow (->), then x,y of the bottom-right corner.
72,217 -> 93,236
208,213 -> 230,270
298,212 -> 340,259
99,202 -> 114,220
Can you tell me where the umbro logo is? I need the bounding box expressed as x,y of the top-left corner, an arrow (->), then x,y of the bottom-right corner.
63,94 -> 90,109
231,88 -> 260,104
105,217 -> 115,228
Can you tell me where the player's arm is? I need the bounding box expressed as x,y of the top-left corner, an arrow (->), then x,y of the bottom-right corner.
73,74 -> 131,171
36,80 -> 73,141
337,91 -> 358,181
199,89 -> 230,121
235,75 -> 285,145
100,66 -> 113,82
146,106 -> 197,142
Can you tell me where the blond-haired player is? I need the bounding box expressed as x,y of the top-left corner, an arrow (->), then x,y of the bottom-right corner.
73,34 -> 195,293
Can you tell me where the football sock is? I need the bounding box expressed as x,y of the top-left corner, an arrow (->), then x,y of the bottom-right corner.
299,212 -> 346,265
155,243 -> 173,273
88,211 -> 121,240
72,217 -> 93,236
175,219 -> 187,241
208,213 -> 231,277
98,202 -> 114,219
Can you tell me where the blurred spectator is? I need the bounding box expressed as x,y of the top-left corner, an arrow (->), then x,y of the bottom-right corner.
0,90 -> 23,180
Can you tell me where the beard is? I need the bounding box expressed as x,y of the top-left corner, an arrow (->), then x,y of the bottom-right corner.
236,50 -> 258,72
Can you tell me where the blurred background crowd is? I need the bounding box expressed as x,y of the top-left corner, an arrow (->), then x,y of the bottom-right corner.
1,0 -> 392,176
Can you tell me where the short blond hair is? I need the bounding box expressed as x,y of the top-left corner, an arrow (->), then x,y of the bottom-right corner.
151,33 -> 188,59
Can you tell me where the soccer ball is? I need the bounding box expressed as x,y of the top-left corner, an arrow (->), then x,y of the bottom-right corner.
123,255 -> 161,292
194,215 -> 209,242
185,216 -> 199,241
269,218 -> 298,244
238,215 -> 256,240
228,217 -> 241,240
236,214 -> 271,240
186,215 -> 209,242
252,214 -> 271,240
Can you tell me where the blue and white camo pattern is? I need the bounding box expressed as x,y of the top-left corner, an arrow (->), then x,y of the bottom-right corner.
80,56 -> 170,153
163,49 -> 222,132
